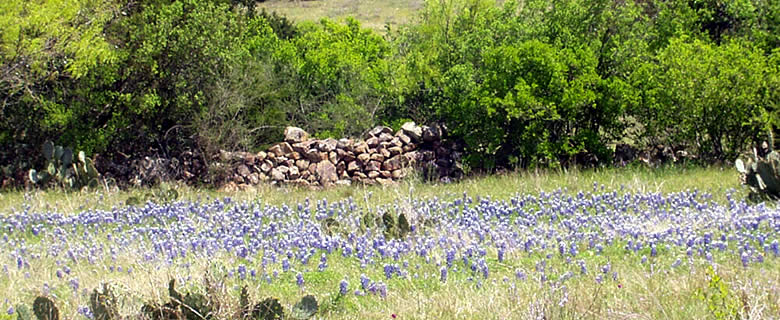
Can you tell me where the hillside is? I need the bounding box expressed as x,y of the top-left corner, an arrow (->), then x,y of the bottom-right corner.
257,0 -> 424,31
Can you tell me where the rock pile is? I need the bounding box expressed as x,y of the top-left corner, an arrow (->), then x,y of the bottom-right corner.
222,122 -> 463,189
96,150 -> 207,187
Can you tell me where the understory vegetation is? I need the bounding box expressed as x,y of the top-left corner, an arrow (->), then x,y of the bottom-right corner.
2,0 -> 779,179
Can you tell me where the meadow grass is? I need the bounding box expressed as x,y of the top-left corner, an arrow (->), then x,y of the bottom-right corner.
0,165 -> 745,215
255,0 -> 424,32
1,166 -> 778,319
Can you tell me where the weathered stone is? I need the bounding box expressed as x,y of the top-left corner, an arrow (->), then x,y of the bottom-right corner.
318,138 -> 339,152
267,152 -> 275,160
357,153 -> 370,163
380,148 -> 391,158
370,153 -> 385,162
404,151 -> 422,164
396,132 -> 412,145
353,171 -> 367,179
248,173 -> 260,185
243,153 -> 256,164
329,151 -> 338,164
288,166 -> 300,179
422,150 -> 435,161
378,132 -> 394,143
422,125 -> 442,142
290,179 -> 309,187
376,177 -> 394,185
292,141 -> 316,154
277,165 -> 289,174
347,161 -> 361,172
221,181 -> 239,192
380,170 -> 393,178
256,151 -> 267,161
367,171 -> 380,179
284,126 -> 309,143
402,143 -> 417,152
390,137 -> 403,147
308,163 -> 318,175
336,161 -> 346,174
339,170 -> 350,180
365,126 -> 393,139
269,142 -> 294,157
288,152 -> 301,160
383,155 -> 403,171
353,142 -> 369,154
260,161 -> 272,173
366,137 -> 380,148
388,146 -> 403,156
392,169 -> 405,179
296,159 -> 310,171
270,168 -> 285,181
401,122 -> 423,142
304,149 -> 324,162
259,172 -> 269,181
233,174 -> 246,184
316,160 -> 338,186
335,179 -> 351,186
337,138 -> 354,149
336,148 -> 355,162
366,160 -> 381,171
237,164 -> 251,177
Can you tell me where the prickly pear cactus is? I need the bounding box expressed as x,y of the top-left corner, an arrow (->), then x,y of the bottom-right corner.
32,297 -> 58,320
291,295 -> 318,320
737,148 -> 780,200
252,298 -> 283,320
14,304 -> 32,320
181,293 -> 212,320
90,284 -> 120,320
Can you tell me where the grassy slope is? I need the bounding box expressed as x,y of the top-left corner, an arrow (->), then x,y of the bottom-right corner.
2,166 -> 778,319
0,165 -> 745,215
256,0 -> 424,31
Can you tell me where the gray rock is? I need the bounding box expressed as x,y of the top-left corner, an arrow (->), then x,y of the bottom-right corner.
237,164 -> 251,177
284,126 -> 309,143
318,138 -> 339,152
268,142 -> 294,157
365,126 -> 393,139
270,168 -> 285,181
422,125 -> 442,142
401,122 -> 423,142
382,155 -> 403,171
316,160 -> 338,186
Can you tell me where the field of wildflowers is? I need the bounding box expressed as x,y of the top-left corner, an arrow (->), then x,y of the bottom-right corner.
1,167 -> 778,319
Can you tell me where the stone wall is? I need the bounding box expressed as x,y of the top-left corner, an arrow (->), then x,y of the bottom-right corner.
221,122 -> 463,190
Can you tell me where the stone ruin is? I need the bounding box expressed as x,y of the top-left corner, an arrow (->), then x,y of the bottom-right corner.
219,122 -> 464,190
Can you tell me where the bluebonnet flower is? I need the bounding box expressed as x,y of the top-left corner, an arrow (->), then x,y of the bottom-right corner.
339,279 -> 349,296
360,274 -> 370,291
296,272 -> 304,288
440,267 -> 448,283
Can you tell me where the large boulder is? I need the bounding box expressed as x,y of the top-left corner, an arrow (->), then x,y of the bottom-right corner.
422,125 -> 442,142
382,155 -> 403,171
365,126 -> 393,139
318,138 -> 339,152
401,122 -> 423,142
268,142 -> 294,157
284,126 -> 309,143
316,160 -> 338,186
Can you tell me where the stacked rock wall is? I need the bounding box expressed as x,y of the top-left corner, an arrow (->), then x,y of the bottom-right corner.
222,122 -> 463,189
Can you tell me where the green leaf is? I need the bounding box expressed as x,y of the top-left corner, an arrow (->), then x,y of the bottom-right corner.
290,295 -> 318,320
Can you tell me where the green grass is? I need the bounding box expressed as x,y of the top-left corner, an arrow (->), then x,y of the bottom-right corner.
256,0 -> 424,31
2,166 -> 777,319
0,165 -> 746,215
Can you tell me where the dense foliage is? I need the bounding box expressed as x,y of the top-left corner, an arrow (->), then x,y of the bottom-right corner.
1,0 -> 778,174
